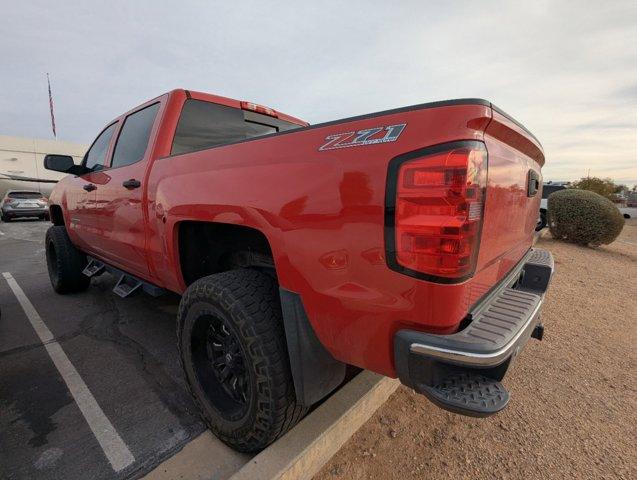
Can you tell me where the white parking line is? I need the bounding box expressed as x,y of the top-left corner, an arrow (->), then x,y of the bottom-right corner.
2,272 -> 135,472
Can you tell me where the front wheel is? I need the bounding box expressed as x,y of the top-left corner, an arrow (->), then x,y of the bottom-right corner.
45,226 -> 90,293
536,210 -> 547,231
1,214 -> 10,222
177,269 -> 307,452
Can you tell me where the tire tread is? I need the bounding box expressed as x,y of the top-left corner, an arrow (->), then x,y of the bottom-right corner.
177,269 -> 307,452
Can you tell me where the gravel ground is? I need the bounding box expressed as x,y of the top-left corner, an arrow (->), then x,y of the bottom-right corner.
317,219 -> 637,479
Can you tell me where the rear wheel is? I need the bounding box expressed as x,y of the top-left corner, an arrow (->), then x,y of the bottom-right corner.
45,226 -> 90,293
1,214 -> 10,222
177,269 -> 307,452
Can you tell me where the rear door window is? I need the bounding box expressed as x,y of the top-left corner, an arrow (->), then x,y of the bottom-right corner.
171,99 -> 300,155
111,103 -> 160,168
84,123 -> 117,171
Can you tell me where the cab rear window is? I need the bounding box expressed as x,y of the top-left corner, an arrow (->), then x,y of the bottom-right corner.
8,192 -> 42,199
171,99 -> 300,155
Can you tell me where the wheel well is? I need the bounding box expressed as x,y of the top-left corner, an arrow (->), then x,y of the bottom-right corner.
49,204 -> 64,226
178,221 -> 276,286
624,213 -> 630,219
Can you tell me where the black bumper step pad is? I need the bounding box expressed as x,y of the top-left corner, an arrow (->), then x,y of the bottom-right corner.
419,372 -> 509,417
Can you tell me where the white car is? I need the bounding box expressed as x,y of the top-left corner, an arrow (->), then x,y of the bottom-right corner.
537,184 -> 567,229
619,207 -> 637,219
1,190 -> 49,222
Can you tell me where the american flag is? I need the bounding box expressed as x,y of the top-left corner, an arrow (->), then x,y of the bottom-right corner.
47,73 -> 57,138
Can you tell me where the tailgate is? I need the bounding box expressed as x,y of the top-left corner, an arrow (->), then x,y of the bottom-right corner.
476,108 -> 544,279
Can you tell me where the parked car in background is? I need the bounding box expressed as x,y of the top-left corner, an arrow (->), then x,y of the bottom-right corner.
618,207 -> 637,219
1,190 -> 49,222
538,183 -> 568,229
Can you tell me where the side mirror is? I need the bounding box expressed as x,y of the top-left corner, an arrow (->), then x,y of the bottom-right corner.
43,154 -> 86,175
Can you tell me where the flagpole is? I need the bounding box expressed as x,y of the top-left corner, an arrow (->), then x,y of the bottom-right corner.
47,73 -> 57,139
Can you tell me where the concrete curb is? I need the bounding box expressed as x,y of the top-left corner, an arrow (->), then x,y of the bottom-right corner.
230,371 -> 399,480
141,431 -> 249,480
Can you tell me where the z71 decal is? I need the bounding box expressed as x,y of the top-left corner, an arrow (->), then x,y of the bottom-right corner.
319,123 -> 406,151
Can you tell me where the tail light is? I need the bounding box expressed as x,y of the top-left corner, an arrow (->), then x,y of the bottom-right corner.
240,101 -> 278,118
3,198 -> 14,204
386,141 -> 488,282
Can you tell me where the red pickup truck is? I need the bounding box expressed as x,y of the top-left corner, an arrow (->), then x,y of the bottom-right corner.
44,89 -> 553,452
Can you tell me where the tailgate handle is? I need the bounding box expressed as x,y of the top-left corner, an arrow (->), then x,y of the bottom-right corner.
527,170 -> 540,197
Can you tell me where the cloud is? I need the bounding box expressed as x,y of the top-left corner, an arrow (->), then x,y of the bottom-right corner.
1,0 -> 635,184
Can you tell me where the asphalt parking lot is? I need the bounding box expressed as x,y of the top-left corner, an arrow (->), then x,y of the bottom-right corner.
0,220 -> 245,479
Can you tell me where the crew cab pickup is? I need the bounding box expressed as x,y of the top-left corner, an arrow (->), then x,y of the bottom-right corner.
44,89 -> 553,452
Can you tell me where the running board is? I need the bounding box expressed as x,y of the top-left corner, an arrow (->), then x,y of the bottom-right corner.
84,256 -> 166,298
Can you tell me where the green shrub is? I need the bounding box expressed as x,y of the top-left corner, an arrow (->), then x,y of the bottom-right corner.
548,189 -> 624,246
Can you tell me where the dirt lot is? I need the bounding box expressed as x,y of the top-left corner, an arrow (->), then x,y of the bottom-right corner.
318,220 -> 637,479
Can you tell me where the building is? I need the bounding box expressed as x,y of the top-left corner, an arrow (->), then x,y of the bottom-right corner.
0,135 -> 87,198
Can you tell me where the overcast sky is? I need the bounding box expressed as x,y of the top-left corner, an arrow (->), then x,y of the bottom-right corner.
1,1 -> 635,185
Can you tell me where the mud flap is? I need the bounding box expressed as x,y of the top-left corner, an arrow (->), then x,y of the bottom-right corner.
279,288 -> 346,406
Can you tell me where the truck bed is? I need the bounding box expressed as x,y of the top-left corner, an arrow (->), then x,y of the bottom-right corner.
143,97 -> 543,377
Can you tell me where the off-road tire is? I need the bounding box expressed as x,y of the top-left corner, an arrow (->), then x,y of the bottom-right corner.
177,269 -> 307,452
45,225 -> 90,293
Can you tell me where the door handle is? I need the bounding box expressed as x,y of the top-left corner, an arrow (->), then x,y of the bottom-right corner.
123,179 -> 141,189
83,183 -> 97,192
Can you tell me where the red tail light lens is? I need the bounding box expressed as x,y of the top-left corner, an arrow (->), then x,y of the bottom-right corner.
388,142 -> 487,282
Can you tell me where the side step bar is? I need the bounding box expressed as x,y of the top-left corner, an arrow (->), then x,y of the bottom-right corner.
82,259 -> 105,278
83,256 -> 166,298
113,275 -> 143,298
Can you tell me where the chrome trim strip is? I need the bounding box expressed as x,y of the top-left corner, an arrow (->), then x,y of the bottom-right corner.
409,298 -> 543,367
